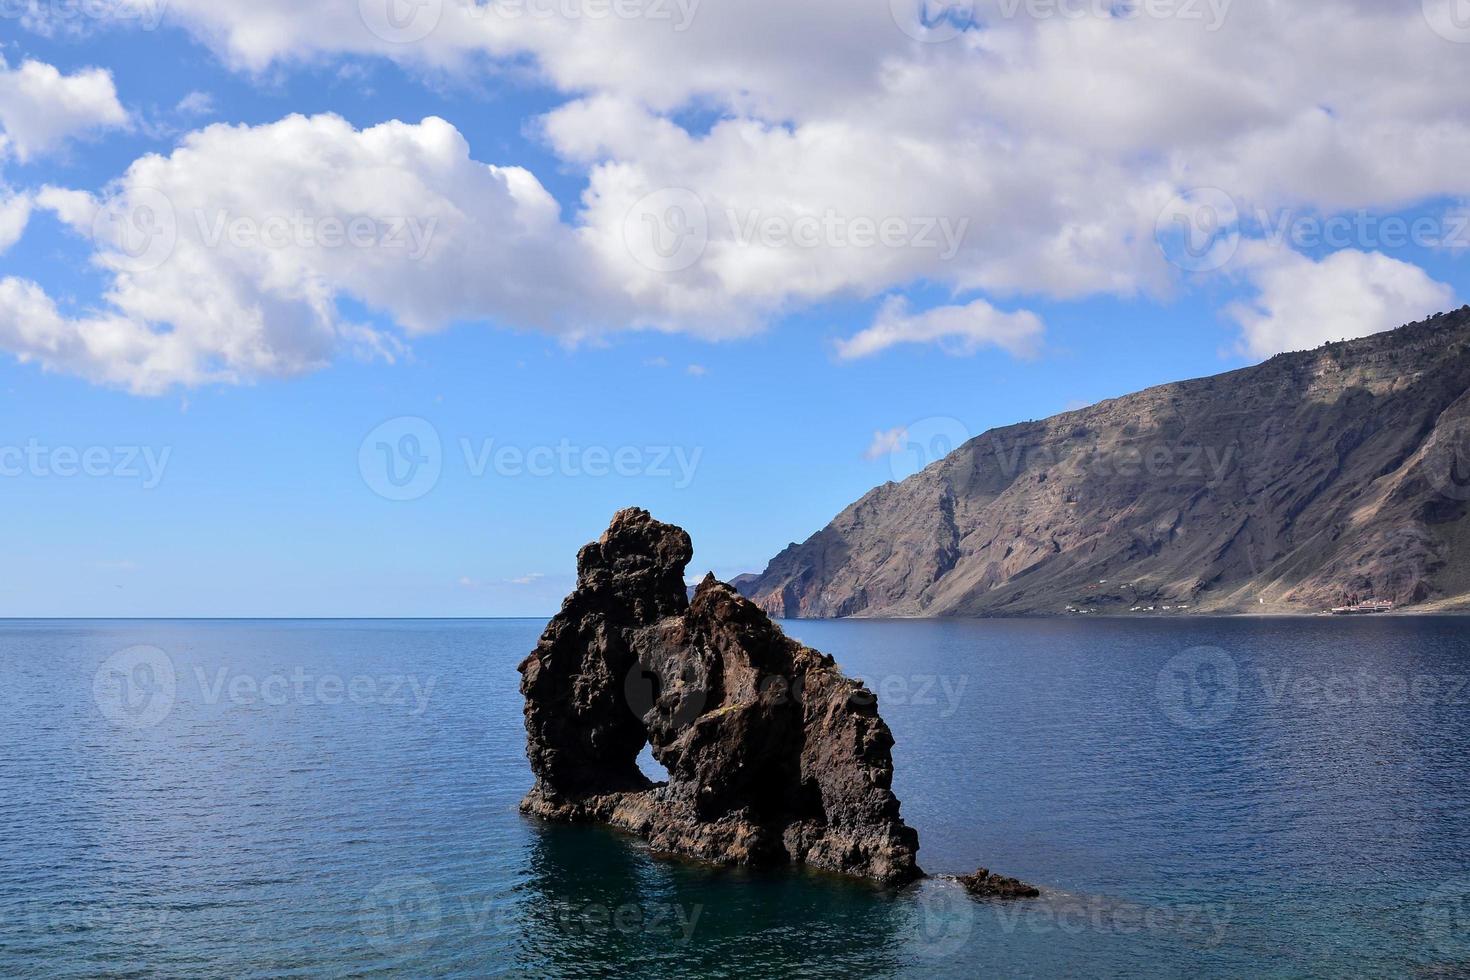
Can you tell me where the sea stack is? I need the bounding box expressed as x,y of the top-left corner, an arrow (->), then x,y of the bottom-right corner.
517,508 -> 923,885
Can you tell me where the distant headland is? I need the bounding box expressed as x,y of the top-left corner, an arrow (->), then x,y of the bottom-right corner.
743,309 -> 1470,619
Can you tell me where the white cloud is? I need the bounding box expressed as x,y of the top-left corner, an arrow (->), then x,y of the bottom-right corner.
461,572 -> 545,588
0,189 -> 30,254
33,185 -> 96,228
864,426 -> 908,461
175,91 -> 215,117
837,296 -> 1044,361
0,57 -> 127,162
11,113 -> 639,393
1227,243 -> 1458,359
7,5 -> 1470,387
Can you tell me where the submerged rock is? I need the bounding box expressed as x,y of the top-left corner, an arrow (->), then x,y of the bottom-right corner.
956,868 -> 1041,899
518,508 -> 922,885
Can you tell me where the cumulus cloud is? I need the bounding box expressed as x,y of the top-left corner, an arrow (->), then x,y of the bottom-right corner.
0,57 -> 127,162
12,113 -> 635,393
8,3 -> 1470,388
1227,243 -> 1458,359
837,296 -> 1044,360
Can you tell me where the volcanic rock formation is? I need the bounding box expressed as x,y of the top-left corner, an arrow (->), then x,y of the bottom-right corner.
518,508 -> 922,885
956,868 -> 1041,899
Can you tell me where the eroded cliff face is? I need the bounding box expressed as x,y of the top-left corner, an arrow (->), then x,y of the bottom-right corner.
747,308 -> 1470,618
518,508 -> 922,886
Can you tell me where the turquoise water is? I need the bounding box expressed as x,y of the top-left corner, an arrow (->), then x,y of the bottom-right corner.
1,616 -> 1468,977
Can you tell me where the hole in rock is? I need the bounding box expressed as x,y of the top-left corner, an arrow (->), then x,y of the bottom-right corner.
636,744 -> 670,785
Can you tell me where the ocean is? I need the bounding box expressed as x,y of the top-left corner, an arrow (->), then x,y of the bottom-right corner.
2,616 -> 1468,977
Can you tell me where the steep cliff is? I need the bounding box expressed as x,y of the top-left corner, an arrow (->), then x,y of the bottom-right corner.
748,308 -> 1470,617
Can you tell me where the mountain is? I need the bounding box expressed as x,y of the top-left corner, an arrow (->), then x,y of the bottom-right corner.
747,308 -> 1470,618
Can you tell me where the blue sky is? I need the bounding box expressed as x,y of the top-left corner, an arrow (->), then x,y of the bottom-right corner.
1,3 -> 1467,615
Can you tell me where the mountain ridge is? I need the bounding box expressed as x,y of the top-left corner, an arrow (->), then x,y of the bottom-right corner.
746,308 -> 1470,618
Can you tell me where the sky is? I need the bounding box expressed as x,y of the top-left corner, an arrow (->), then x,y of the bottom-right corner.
0,0 -> 1468,616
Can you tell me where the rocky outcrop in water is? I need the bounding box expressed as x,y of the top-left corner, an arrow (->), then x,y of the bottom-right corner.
518,508 -> 922,885
956,868 -> 1041,899
747,309 -> 1470,617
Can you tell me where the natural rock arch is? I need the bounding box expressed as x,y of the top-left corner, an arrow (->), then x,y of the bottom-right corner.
518,508 -> 923,885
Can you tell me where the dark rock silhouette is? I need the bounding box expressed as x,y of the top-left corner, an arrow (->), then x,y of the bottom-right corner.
518,508 -> 922,885
956,868 -> 1041,899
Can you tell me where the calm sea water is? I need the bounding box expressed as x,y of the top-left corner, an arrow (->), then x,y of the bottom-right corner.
2,616 -> 1469,977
